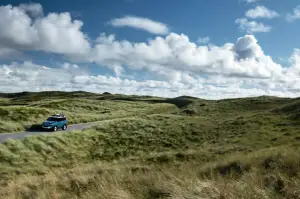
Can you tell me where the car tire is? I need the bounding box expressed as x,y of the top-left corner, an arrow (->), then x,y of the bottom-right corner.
62,124 -> 67,130
53,126 -> 57,132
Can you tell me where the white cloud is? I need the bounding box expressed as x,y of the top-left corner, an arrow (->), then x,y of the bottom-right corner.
286,49 -> 300,76
290,49 -> 300,67
0,3 -> 90,56
1,60 -> 300,100
235,18 -> 271,33
286,6 -> 300,22
62,62 -> 79,69
246,6 -> 279,19
80,33 -> 283,81
197,37 -> 210,44
0,61 -> 182,96
19,2 -> 43,17
234,35 -> 264,60
33,12 -> 90,54
109,16 -> 169,35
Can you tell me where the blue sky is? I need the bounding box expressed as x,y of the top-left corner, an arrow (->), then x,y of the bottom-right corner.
0,0 -> 300,99
2,0 -> 299,59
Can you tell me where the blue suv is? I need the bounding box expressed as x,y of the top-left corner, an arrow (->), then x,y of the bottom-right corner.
41,114 -> 68,131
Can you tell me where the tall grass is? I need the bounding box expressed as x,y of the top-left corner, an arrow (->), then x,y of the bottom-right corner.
2,147 -> 300,199
1,110 -> 300,176
1,92 -> 300,198
0,96 -> 177,133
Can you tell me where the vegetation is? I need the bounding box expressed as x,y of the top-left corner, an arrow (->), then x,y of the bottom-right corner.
0,91 -> 177,133
1,91 -> 300,198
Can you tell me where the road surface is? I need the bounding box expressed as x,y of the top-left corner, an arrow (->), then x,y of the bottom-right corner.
0,122 -> 94,143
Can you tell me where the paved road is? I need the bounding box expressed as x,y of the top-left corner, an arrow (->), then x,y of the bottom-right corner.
0,122 -> 95,143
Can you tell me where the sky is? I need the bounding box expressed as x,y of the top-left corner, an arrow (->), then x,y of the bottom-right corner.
0,0 -> 300,99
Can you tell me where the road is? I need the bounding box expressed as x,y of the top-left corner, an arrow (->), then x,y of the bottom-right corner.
0,122 -> 94,143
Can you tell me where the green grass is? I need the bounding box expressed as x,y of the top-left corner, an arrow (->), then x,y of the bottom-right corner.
1,91 -> 300,198
0,92 -> 177,133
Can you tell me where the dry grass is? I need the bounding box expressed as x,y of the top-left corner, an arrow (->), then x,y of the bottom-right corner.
1,163 -> 214,199
2,146 -> 300,199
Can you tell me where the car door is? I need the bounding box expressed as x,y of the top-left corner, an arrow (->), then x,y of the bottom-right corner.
61,118 -> 66,127
58,118 -> 64,128
64,118 -> 67,126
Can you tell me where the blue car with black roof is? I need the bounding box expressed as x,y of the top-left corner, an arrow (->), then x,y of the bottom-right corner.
41,113 -> 68,131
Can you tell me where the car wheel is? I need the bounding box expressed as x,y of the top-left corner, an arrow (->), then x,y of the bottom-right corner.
53,126 -> 57,132
62,124 -> 67,130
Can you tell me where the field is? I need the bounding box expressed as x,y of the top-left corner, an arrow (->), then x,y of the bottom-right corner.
1,91 -> 300,198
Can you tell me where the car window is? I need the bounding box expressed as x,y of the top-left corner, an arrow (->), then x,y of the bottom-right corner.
47,117 -> 60,121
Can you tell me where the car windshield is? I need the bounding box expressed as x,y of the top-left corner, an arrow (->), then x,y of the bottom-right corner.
47,117 -> 61,121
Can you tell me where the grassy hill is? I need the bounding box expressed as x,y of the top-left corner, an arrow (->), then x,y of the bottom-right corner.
1,91 -> 300,198
0,91 -> 177,133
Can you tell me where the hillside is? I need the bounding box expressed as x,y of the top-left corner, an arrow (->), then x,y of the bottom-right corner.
0,91 -> 177,133
1,92 -> 300,198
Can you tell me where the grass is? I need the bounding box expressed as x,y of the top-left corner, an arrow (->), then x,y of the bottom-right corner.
0,92 -> 177,133
2,147 -> 300,199
1,91 -> 300,198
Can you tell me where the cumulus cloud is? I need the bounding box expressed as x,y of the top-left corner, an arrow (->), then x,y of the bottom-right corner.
286,6 -> 300,22
234,35 -> 263,59
0,3 -> 90,56
0,61 -> 184,97
109,16 -> 169,35
19,2 -> 43,17
246,6 -> 279,19
82,32 -> 282,80
290,49 -> 300,67
197,37 -> 210,44
1,60 -> 300,99
235,18 -> 271,33
286,49 -> 300,76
